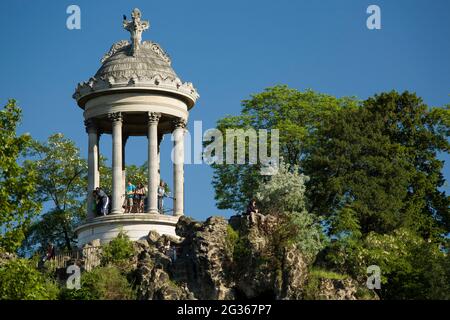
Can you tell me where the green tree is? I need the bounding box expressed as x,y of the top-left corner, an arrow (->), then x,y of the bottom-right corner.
22,133 -> 87,252
124,162 -> 170,192
101,231 -> 134,268
347,229 -> 449,299
306,91 -> 449,240
306,91 -> 450,299
0,257 -> 59,300
211,85 -> 358,212
125,163 -> 147,185
60,265 -> 135,300
365,92 -> 449,238
0,99 -> 41,252
255,162 -> 325,263
98,155 -> 112,195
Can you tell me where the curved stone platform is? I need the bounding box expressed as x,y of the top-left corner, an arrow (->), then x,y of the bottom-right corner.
75,214 -> 180,247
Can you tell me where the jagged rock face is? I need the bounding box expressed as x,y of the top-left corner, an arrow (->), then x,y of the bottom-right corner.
135,244 -> 193,299
282,246 -> 309,299
316,278 -> 358,300
134,238 -> 190,300
174,217 -> 233,299
171,216 -> 234,300
134,216 -> 235,300
229,213 -> 308,299
133,213 -> 361,300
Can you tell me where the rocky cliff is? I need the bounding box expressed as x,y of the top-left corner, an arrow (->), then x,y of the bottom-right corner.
130,213 -> 371,300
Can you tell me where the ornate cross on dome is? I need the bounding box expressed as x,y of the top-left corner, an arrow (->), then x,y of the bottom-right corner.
123,8 -> 149,56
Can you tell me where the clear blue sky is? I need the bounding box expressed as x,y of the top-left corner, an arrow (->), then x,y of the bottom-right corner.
1,0 -> 449,221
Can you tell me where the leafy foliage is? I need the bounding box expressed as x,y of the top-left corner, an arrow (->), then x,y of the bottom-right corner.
306,91 -> 449,239
212,87 -> 449,299
309,267 -> 348,280
125,163 -> 147,186
211,85 -> 358,211
303,267 -> 350,300
60,265 -> 135,300
101,231 -> 134,267
225,225 -> 239,255
99,160 -> 170,196
0,257 -> 59,300
306,91 -> 449,299
255,162 -> 309,214
328,229 -> 450,299
255,162 -> 326,262
0,89 -> 447,300
22,133 -> 87,252
0,100 -> 41,252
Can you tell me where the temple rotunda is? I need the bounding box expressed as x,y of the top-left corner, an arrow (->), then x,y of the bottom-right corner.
73,8 -> 199,246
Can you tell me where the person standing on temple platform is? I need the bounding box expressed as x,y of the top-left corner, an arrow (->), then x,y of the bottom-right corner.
135,182 -> 146,213
95,187 -> 110,216
157,180 -> 167,214
125,181 -> 136,213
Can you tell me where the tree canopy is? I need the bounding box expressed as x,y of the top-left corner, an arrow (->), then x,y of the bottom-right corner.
211,86 -> 450,299
0,100 -> 41,252
1,88 -> 449,300
306,91 -> 450,240
211,85 -> 359,212
22,133 -> 87,252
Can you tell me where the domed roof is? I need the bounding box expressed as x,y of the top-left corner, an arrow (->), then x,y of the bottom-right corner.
73,8 -> 199,109
95,40 -> 177,81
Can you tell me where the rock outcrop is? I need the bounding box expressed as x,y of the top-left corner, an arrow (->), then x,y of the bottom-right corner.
316,278 -> 358,300
228,212 -> 308,299
131,213 -> 367,300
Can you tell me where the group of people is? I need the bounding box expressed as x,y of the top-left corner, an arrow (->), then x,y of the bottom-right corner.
124,181 -> 147,213
92,180 -> 170,216
124,180 -> 170,213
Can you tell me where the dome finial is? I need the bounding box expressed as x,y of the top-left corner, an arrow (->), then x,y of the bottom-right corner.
123,8 -> 149,56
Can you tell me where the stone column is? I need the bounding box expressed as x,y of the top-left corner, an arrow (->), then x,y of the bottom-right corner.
173,118 -> 186,216
95,134 -> 101,186
122,135 -> 129,206
157,134 -> 163,187
147,112 -> 161,214
109,112 -> 123,214
85,119 -> 99,220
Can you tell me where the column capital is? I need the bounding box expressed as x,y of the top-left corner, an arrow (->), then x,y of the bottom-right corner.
84,118 -> 98,134
148,112 -> 161,125
173,118 -> 187,129
108,112 -> 123,123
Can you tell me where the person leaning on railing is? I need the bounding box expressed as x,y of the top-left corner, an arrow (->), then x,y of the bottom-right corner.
95,187 -> 110,216
158,180 -> 171,214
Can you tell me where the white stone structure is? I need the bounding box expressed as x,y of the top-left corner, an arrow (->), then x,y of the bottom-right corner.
73,8 -> 199,246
